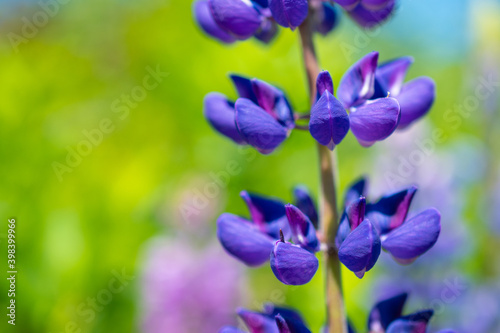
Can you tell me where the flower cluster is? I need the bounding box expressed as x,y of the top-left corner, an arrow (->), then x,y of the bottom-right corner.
336,178 -> 441,278
204,52 -> 436,153
194,0 -> 398,44
220,293 -> 455,332
217,187 -> 321,285
310,51 -> 436,149
216,178 -> 441,284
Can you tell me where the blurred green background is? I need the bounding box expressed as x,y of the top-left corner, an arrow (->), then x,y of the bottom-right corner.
0,0 -> 499,332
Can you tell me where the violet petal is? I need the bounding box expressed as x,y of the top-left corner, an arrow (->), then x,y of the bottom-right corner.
368,293 -> 408,331
204,92 -> 246,144
382,208 -> 441,264
269,0 -> 308,30
385,310 -> 434,333
194,0 -> 237,43
217,213 -> 275,266
285,204 -> 320,252
270,241 -> 319,285
349,97 -> 400,147
396,77 -> 436,129
209,0 -> 262,40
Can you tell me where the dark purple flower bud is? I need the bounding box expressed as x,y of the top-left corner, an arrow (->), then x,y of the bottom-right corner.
209,0 -> 263,40
293,186 -> 319,228
253,0 -> 270,8
338,219 -> 381,278
275,315 -> 291,333
381,208 -> 441,265
337,51 -> 379,108
385,310 -> 434,333
366,186 -> 417,233
235,98 -> 289,154
285,204 -> 320,252
314,2 -> 339,36
204,93 -> 246,144
309,90 -> 350,150
316,70 -> 334,100
269,0 -> 308,30
347,0 -> 395,28
368,293 -> 408,331
194,0 -> 237,43
217,213 -> 275,266
255,18 -> 279,44
396,77 -> 436,129
333,0 -> 359,11
237,308 -> 279,332
348,97 -> 401,147
270,240 -> 319,285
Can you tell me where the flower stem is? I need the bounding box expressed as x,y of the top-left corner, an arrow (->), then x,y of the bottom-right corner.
298,10 -> 348,333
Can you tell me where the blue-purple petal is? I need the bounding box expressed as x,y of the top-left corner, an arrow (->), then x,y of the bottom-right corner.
293,186 -> 319,229
396,77 -> 436,129
349,97 -> 400,147
235,98 -> 288,154
194,0 -> 237,43
309,90 -> 350,150
344,177 -> 368,207
209,0 -> 263,39
204,92 -> 246,144
334,0 -> 360,11
366,186 -> 417,234
338,219 -> 381,278
269,0 -> 308,30
374,56 -> 413,97
337,51 -> 379,108
251,79 -> 295,129
270,241 -> 319,285
231,74 -> 259,103
275,315 -> 291,333
385,310 -> 434,333
285,204 -> 320,252
382,208 -> 441,264
346,196 -> 366,230
264,304 -> 311,333
217,213 -> 275,266
368,293 -> 408,331
347,0 -> 395,28
361,0 -> 391,11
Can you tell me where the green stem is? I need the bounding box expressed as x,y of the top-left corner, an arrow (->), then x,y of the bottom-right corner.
298,10 -> 347,333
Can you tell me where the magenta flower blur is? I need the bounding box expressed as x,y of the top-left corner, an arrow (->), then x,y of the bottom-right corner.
310,51 -> 436,149
204,74 -> 295,154
335,178 -> 441,278
217,187 -> 321,285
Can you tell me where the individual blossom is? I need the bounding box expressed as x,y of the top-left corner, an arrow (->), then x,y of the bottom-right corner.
217,187 -> 321,285
204,74 -> 296,154
310,51 -> 436,149
335,178 -> 441,278
193,0 -> 339,44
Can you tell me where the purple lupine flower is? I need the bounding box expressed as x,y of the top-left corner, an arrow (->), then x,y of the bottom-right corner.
336,178 -> 441,278
220,304 -> 312,333
310,52 -> 436,149
217,188 -> 321,285
140,238 -> 245,333
204,75 -> 295,154
313,1 -> 340,36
